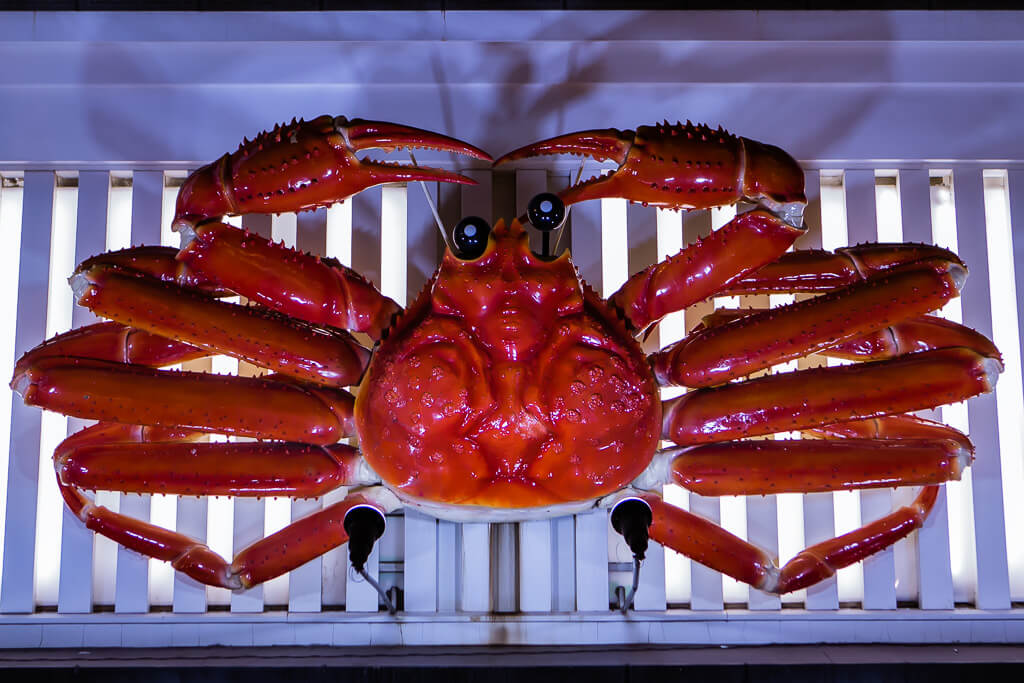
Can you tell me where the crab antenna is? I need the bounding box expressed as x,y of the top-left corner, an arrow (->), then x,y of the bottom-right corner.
552,161 -> 586,255
409,152 -> 454,252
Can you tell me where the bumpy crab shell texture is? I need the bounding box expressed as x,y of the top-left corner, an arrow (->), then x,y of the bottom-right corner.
355,218 -> 662,510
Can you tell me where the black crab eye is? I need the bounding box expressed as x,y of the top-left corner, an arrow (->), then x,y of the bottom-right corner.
453,216 -> 491,259
527,193 -> 566,233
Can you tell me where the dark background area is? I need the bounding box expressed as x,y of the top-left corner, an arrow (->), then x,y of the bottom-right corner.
0,1 -> 1019,12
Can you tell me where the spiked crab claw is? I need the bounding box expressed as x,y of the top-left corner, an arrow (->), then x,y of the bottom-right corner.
174,115 -> 492,230
495,121 -> 805,222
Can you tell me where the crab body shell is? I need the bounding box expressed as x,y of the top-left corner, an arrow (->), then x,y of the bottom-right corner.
356,219 -> 661,515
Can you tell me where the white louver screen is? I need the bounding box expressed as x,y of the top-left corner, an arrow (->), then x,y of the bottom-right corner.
1,9 -> 1023,647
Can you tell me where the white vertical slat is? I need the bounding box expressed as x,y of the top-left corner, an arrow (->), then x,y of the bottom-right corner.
1007,168 -> 1024,602
0,175 -> 23,598
403,509 -> 438,613
287,208 -> 330,614
797,169 -> 840,611
457,171 -> 493,614
844,168 -> 896,610
171,178 -> 215,613
930,173 -> 976,605
980,170 -> 1024,605
57,171 -> 109,614
113,170 -> 163,615
458,523 -> 490,612
148,174 -> 180,610
622,201 -> 667,612
678,209 -> 721,612
33,177 -> 77,609
437,520 -> 457,612
321,203 -> 351,611
552,515 -> 575,612
899,168 -> 956,610
656,207 -> 687,608
91,175 -> 131,610
952,168 -> 1011,610
256,213 -> 297,608
570,190 -> 609,613
230,212 -> 272,615
0,171 -> 54,613
345,542 -> 380,612
513,168 -> 555,613
746,487 -> 781,610
573,510 -> 608,611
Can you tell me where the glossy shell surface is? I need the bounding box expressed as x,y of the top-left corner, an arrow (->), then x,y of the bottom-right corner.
355,219 -> 662,509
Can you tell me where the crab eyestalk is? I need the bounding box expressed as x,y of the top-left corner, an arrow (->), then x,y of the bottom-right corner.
173,115 -> 491,230
495,121 -> 806,221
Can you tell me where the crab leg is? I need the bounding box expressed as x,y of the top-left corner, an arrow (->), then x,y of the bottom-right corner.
718,244 -> 965,295
682,310 -> 1001,364
495,122 -> 805,213
667,438 -> 969,497
77,246 -> 230,295
13,358 -> 354,444
178,221 -> 400,339
663,347 -> 1000,445
652,261 -> 964,387
610,210 -> 804,331
14,321 -> 209,376
73,264 -> 370,387
641,487 -> 938,594
805,413 -> 975,452
60,470 -> 386,589
173,115 -> 490,229
59,439 -> 368,498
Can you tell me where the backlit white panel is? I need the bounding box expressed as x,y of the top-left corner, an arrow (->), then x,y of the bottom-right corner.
0,172 -> 53,614
0,8 -> 1022,646
34,176 -> 76,607
898,168 -> 954,610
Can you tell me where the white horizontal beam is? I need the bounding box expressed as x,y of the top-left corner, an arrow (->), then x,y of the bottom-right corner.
0,610 -> 1022,648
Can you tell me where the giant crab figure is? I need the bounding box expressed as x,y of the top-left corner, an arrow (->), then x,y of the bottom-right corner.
11,115 -> 1001,608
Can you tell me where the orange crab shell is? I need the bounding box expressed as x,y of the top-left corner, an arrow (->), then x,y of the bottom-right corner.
354,219 -> 662,510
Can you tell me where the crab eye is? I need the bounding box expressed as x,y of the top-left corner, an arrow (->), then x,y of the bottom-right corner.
527,193 -> 566,232
453,216 -> 491,259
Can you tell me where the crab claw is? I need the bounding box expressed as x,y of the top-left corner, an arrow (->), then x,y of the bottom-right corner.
174,115 -> 491,230
495,122 -> 805,220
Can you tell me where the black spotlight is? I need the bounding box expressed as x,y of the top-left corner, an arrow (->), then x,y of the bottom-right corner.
527,193 -> 566,257
452,216 -> 491,259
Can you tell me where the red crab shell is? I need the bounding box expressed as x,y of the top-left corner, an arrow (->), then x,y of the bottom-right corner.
355,219 -> 661,509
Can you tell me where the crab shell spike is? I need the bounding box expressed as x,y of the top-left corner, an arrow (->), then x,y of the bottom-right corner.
494,122 -> 805,212
173,115 -> 491,230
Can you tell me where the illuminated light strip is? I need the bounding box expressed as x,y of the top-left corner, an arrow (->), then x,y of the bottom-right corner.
928,171 -> 975,605
656,208 -> 689,605
0,175 -> 24,594
257,211 -> 299,608
147,175 -> 183,608
33,175 -> 78,606
795,169 -> 836,610
818,170 -> 864,605
989,170 -> 1024,603
322,199 -> 354,610
874,171 -> 921,604
950,168 -> 1010,609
